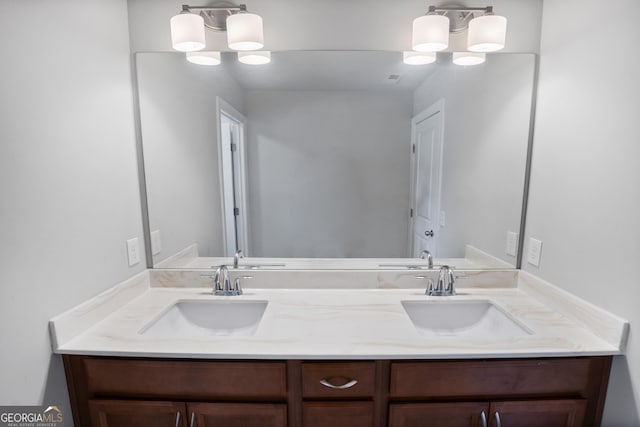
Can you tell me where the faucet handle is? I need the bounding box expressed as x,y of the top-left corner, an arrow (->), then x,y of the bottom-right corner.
416,276 -> 435,295
233,275 -> 253,296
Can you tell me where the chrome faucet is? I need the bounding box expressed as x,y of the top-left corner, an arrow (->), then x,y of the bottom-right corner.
212,265 -> 244,296
233,249 -> 244,268
421,265 -> 456,296
419,250 -> 434,269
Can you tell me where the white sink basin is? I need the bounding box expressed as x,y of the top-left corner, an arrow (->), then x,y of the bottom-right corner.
401,300 -> 531,338
140,300 -> 268,338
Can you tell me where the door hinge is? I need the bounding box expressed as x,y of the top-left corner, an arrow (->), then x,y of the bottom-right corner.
412,144 -> 415,154
410,208 -> 414,218
233,207 -> 240,216
231,142 -> 237,152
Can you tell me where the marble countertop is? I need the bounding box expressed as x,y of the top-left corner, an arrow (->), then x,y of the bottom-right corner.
50,271 -> 628,359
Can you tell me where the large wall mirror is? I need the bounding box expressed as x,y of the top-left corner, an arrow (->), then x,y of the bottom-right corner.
135,51 -> 536,269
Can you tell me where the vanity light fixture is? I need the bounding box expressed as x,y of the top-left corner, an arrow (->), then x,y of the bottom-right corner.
238,51 -> 271,65
403,51 -> 437,65
170,4 -> 265,53
186,51 -> 222,65
452,51 -> 486,66
412,5 -> 507,53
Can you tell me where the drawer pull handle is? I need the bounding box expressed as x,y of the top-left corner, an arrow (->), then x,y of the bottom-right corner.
493,411 -> 502,427
319,378 -> 358,389
175,411 -> 181,427
189,411 -> 195,427
480,410 -> 487,427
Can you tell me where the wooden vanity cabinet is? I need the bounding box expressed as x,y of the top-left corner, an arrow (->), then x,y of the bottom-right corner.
64,355 -> 611,427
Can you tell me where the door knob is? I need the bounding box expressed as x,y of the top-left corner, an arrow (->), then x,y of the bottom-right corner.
424,230 -> 434,237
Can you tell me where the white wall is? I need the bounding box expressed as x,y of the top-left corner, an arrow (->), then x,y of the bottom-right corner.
413,55 -> 534,264
525,0 -> 640,423
0,0 -> 144,421
245,90 -> 412,257
136,53 -> 245,264
127,0 -> 542,54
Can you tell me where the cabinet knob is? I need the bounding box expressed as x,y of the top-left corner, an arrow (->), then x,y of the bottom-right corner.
319,378 -> 358,390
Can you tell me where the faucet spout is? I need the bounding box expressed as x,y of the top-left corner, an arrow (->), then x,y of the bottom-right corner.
213,265 -> 234,295
426,265 -> 456,296
419,250 -> 434,269
233,249 -> 244,269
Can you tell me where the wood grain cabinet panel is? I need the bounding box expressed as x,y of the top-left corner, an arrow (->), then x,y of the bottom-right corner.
83,358 -> 287,399
487,399 -> 587,427
390,358 -> 594,398
187,402 -> 287,427
89,400 -> 187,427
389,402 -> 490,427
303,402 -> 374,427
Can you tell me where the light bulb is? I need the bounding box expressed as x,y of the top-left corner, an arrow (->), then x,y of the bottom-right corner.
227,13 -> 264,51
238,51 -> 271,65
403,51 -> 437,65
170,12 -> 206,52
412,14 -> 450,52
186,51 -> 221,66
468,14 -> 507,52
452,52 -> 486,66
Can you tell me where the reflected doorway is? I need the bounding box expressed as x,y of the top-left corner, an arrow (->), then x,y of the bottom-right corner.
217,97 -> 249,256
409,99 -> 445,257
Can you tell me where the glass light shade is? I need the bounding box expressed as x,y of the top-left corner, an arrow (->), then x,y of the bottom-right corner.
412,14 -> 450,52
170,12 -> 206,52
186,51 -> 221,66
467,14 -> 507,52
452,52 -> 486,66
238,51 -> 271,65
403,51 -> 437,65
227,13 -> 264,51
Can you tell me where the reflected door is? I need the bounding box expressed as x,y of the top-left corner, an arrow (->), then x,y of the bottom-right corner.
410,101 -> 444,257
218,98 -> 249,256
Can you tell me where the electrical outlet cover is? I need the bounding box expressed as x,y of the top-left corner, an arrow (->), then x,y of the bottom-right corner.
126,237 -> 141,266
151,230 -> 162,256
506,231 -> 518,257
527,238 -> 543,267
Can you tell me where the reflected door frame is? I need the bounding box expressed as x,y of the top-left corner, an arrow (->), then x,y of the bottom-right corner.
216,97 -> 249,256
408,99 -> 445,257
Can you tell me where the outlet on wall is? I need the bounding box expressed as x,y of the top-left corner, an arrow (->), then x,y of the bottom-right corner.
151,230 -> 162,255
506,231 -> 519,257
126,237 -> 141,266
527,238 -> 543,267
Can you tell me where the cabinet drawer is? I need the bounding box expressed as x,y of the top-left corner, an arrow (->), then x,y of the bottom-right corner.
83,358 -> 287,399
303,402 -> 374,427
390,358 -> 593,398
302,362 -> 376,398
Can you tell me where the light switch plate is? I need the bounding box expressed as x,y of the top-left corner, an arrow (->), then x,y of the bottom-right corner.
151,230 -> 162,256
527,238 -> 543,267
126,237 -> 141,266
506,231 -> 519,257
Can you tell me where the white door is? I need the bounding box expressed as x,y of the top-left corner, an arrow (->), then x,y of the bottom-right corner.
409,100 -> 445,257
217,98 -> 249,256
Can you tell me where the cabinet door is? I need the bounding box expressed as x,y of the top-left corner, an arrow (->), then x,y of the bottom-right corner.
187,402 -> 287,427
89,400 -> 186,427
389,402 -> 490,427
303,402 -> 374,427
488,400 -> 587,427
